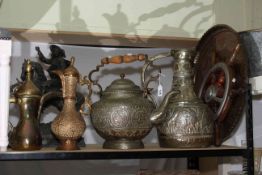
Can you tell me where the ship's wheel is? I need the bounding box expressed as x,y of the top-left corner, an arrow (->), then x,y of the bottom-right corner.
194,24 -> 248,146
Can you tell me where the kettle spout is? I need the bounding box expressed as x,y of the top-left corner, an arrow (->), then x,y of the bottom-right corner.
150,90 -> 180,125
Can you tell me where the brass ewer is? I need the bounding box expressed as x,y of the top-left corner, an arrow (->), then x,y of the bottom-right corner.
143,49 -> 214,148
51,57 -> 86,150
9,59 -> 55,150
84,54 -> 155,149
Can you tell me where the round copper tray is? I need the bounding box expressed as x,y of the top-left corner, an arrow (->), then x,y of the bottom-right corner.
194,24 -> 248,145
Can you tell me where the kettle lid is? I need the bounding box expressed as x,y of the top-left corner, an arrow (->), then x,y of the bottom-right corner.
104,74 -> 141,92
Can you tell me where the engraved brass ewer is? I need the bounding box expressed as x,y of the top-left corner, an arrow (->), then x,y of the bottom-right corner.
142,49 -> 214,148
9,60 -> 57,150
84,54 -> 155,149
51,57 -> 87,150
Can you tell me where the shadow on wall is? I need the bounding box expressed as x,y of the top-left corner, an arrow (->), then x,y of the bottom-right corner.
0,0 -> 214,56
102,1 -> 213,38
0,0 -> 56,56
50,0 -> 213,46
55,1 -> 87,32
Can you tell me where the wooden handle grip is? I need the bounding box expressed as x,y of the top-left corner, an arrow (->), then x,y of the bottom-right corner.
101,54 -> 147,64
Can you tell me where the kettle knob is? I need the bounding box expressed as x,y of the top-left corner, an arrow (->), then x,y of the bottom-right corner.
120,73 -> 125,79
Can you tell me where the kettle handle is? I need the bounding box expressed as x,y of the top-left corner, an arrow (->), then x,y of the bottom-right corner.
88,54 -> 148,94
141,51 -> 171,93
88,53 -> 148,84
79,76 -> 93,115
81,54 -> 148,113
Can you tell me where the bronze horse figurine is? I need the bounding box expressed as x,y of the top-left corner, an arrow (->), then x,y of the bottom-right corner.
11,45 -> 85,112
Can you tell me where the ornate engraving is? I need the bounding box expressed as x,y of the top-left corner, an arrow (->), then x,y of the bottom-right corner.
51,59 -> 86,150
150,49 -> 214,148
91,97 -> 154,147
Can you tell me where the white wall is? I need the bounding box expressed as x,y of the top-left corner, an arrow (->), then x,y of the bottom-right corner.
1,0 -> 261,38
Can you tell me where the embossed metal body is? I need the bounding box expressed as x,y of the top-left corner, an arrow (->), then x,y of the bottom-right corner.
147,49 -> 213,148
87,54 -> 155,149
51,58 -> 86,150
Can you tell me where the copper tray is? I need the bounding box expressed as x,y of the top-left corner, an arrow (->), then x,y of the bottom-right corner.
194,24 -> 248,145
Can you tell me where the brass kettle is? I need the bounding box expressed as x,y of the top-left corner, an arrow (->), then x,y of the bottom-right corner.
84,54 -> 155,149
9,59 -> 56,150
142,49 -> 214,148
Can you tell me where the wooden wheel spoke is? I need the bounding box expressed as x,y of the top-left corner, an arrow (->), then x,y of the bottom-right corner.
213,96 -> 223,103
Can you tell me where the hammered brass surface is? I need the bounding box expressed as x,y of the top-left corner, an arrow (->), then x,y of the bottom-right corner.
51,58 -> 86,150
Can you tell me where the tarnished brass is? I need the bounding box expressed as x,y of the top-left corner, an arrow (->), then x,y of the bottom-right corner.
86,54 -> 155,149
51,57 -> 86,150
9,59 -> 58,151
144,49 -> 213,148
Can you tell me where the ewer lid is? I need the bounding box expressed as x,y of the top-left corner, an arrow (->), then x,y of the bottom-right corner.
63,57 -> 80,79
15,60 -> 41,97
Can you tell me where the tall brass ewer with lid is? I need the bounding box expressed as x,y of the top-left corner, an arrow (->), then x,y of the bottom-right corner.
51,57 -> 87,150
143,49 -> 214,148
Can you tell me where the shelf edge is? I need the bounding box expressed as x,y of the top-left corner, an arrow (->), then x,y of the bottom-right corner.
7,28 -> 198,48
